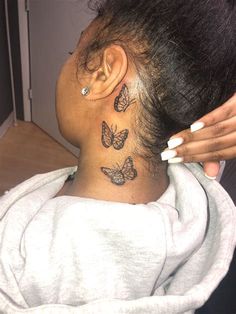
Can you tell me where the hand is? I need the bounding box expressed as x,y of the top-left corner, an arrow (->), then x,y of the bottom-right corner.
161,93 -> 236,178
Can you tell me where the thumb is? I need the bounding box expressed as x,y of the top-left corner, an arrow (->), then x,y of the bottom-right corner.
203,161 -> 220,179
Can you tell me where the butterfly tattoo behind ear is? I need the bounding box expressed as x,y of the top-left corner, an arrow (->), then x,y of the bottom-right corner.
101,121 -> 128,150
114,84 -> 135,112
101,156 -> 137,186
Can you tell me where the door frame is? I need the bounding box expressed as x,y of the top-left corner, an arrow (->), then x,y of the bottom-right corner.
17,0 -> 31,121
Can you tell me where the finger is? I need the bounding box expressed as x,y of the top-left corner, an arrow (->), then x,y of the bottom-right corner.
168,93 -> 236,145
168,116 -> 236,148
175,131 -> 236,156
203,161 -> 220,178
181,146 -> 236,163
191,92 -> 236,128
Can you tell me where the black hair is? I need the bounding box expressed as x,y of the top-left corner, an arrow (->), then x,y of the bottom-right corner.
81,0 -> 236,167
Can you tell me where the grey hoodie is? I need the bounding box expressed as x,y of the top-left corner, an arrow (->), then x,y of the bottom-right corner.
0,163 -> 235,314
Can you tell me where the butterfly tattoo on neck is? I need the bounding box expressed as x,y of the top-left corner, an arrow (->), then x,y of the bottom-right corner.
114,84 -> 135,112
101,156 -> 137,186
101,121 -> 129,150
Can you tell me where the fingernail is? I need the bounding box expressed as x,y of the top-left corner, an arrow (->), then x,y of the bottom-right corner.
167,137 -> 184,149
168,157 -> 184,164
161,150 -> 177,161
204,173 -> 216,180
190,122 -> 205,133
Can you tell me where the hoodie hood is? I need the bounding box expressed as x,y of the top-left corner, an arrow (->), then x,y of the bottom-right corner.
0,163 -> 235,314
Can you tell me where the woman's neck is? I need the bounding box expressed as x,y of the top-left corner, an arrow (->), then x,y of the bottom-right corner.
56,104 -> 169,203
56,150 -> 169,204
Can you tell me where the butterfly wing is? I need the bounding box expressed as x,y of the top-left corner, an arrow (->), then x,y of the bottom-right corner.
121,156 -> 137,181
114,84 -> 131,112
113,129 -> 129,150
101,121 -> 113,148
101,167 -> 125,185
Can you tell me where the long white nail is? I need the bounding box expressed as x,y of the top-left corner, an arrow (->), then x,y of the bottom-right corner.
190,122 -> 205,133
167,137 -> 184,149
161,150 -> 177,161
168,157 -> 183,164
204,173 -> 216,180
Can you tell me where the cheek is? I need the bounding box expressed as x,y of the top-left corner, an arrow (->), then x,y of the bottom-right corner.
56,62 -> 75,119
55,65 -> 85,147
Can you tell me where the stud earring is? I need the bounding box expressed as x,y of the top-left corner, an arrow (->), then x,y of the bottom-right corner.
81,86 -> 90,96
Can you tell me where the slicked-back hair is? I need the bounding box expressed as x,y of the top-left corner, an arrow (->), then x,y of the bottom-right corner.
80,0 -> 236,167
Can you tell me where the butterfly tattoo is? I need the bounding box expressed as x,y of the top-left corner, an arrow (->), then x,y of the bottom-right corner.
101,156 -> 137,186
101,121 -> 128,150
114,84 -> 135,112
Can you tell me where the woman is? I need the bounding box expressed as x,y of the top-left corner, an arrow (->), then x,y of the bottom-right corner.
0,0 -> 235,313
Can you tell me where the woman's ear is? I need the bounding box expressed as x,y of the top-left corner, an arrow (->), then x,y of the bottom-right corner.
86,45 -> 128,100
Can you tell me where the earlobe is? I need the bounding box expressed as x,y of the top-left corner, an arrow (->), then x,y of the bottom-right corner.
86,45 -> 128,100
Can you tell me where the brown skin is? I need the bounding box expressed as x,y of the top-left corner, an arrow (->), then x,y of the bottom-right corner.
55,19 -> 169,203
